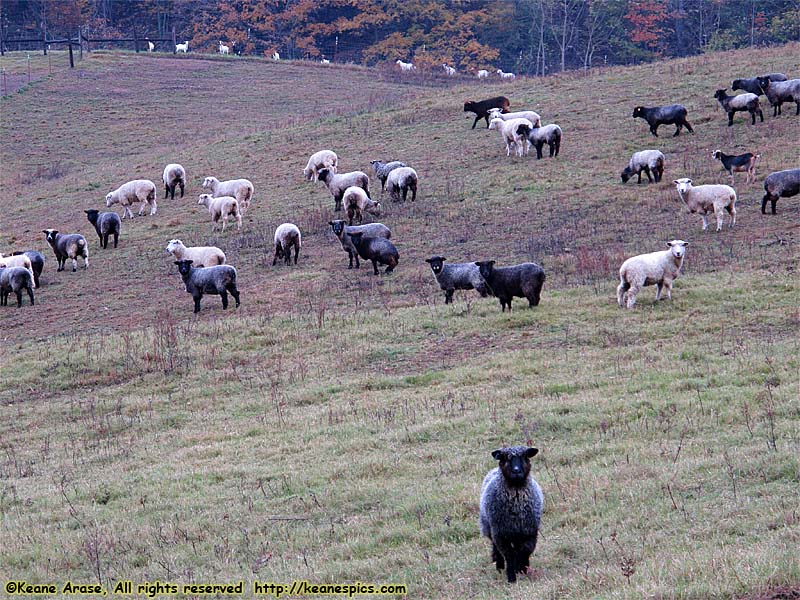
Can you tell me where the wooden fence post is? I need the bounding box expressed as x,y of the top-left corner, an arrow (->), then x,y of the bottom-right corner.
68,42 -> 74,68
42,29 -> 47,55
77,28 -> 82,59
172,26 -> 176,54
85,26 -> 91,53
133,27 -> 139,53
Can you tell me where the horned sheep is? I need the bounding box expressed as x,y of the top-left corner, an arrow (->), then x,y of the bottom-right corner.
328,220 -> 391,269
385,167 -> 418,202
425,256 -> 487,304
42,229 -> 88,272
617,240 -> 688,309
174,260 -> 240,313
272,223 -> 301,266
197,194 -> 241,233
318,168 -> 370,212
673,178 -> 736,232
303,150 -> 338,182
165,239 -> 226,267
621,149 -> 664,184
201,176 -> 254,214
105,179 -> 157,219
762,168 -> 800,215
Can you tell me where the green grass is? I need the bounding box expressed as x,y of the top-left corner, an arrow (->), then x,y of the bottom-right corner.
1,45 -> 799,599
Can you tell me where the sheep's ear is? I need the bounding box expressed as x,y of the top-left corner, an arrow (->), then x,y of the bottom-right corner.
489,260 -> 495,267
525,447 -> 539,458
672,180 -> 680,185
666,241 -> 673,248
683,242 -> 689,246
425,258 -> 433,263
491,449 -> 505,461
174,261 -> 181,265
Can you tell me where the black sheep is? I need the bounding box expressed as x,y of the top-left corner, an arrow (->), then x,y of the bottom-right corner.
475,261 -> 545,312
347,232 -> 399,275
632,104 -> 694,137
84,209 -> 122,249
732,73 -> 787,95
174,260 -> 240,313
464,96 -> 510,129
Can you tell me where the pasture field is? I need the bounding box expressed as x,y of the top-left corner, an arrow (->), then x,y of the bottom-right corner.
1,45 -> 799,599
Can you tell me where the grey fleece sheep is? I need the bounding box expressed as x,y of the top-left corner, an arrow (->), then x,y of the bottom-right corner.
632,104 -> 694,137
475,261 -> 545,312
386,167 -> 418,202
713,89 -> 763,125
10,251 -> 45,288
272,223 -> 301,266
84,209 -> 122,249
732,73 -> 787,95
425,256 -> 487,303
328,220 -> 391,269
42,229 -> 88,272
318,168 -> 370,211
762,168 -> 800,214
174,259 -> 240,313
0,266 -> 35,307
527,124 -> 562,159
756,76 -> 800,116
370,160 -> 407,192
480,446 -> 544,583
621,149 -> 665,184
162,163 -> 186,200
347,232 -> 399,275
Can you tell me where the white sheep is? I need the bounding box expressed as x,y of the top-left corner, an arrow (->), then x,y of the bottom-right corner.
477,69 -> 489,79
146,38 -> 154,52
317,168 -> 370,212
176,41 -> 188,53
673,178 -> 737,232
496,69 -> 516,80
343,186 -> 381,225
105,179 -> 157,219
0,253 -> 36,288
201,176 -> 254,214
488,117 -> 533,157
219,41 -> 229,55
197,194 -> 241,233
442,63 -> 456,76
621,149 -> 665,183
617,240 -> 689,309
487,107 -> 542,128
396,59 -> 415,72
303,150 -> 338,182
273,223 -> 301,266
165,239 -> 226,267
386,167 -> 418,202
162,163 -> 186,199
321,58 -> 330,64
271,51 -> 280,61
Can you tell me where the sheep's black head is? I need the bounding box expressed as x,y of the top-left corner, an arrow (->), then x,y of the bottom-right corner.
464,100 -> 474,112
84,209 -> 99,224
318,168 -> 332,183
492,446 -> 538,487
174,259 -> 194,276
425,256 -> 447,274
632,106 -> 645,119
620,166 -> 634,184
329,220 -> 346,236
348,231 -> 364,246
475,260 -> 495,281
42,229 -> 58,245
713,89 -> 727,100
756,76 -> 771,91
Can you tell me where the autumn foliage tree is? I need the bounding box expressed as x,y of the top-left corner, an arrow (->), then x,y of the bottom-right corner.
624,0 -> 671,55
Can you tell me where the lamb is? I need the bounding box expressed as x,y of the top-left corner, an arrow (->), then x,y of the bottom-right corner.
165,239 -> 226,267
713,89 -> 763,125
271,51 -> 280,61
673,178 -> 736,232
146,38 -> 154,52
347,232 -> 399,275
425,256 -> 488,304
756,76 -> 800,116
496,69 -> 515,80
762,168 -> 800,215
105,179 -> 157,219
174,260 -> 240,313
396,59 -> 415,72
527,123 -> 562,159
474,261 -> 545,312
711,150 -> 759,185
621,149 -> 665,184
487,107 -> 542,128
201,176 -> 254,214
632,104 -> 694,137
477,69 -> 489,79
617,240 -> 688,309
328,220 -> 391,269
344,186 -> 381,225
272,223 -> 302,266
317,168 -> 370,212
479,446 -> 543,583
176,41 -> 188,53
303,150 -> 338,182
464,96 -> 510,129
0,253 -> 36,288
321,59 -> 330,64
197,194 -> 241,233
162,163 -> 186,199
488,117 -> 533,157
219,41 -> 229,55
0,267 -> 35,308
10,250 -> 45,288
42,229 -> 89,271
369,160 -> 406,192
732,73 -> 787,95
385,167 -> 418,202
84,209 -> 122,249
442,63 -> 456,76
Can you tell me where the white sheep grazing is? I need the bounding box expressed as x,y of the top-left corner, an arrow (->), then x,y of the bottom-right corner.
303,150 -> 338,182
162,163 -> 186,199
176,41 -> 188,53
489,117 -> 534,157
219,41 -> 229,55
0,254 -> 36,288
496,69 -> 516,80
673,178 -> 737,232
343,186 -> 381,225
271,51 -> 280,61
396,59 -> 415,72
197,194 -> 241,233
146,38 -> 154,52
165,239 -> 226,267
477,69 -> 489,79
105,179 -> 157,219
487,107 -> 542,128
201,176 -> 254,214
617,240 -> 689,309
273,223 -> 302,266
442,63 -> 456,76
321,58 -> 330,64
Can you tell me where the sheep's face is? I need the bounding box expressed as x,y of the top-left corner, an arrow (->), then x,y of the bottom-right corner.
174,260 -> 194,276
165,239 -> 182,254
198,194 -> 213,206
463,101 -> 474,112
84,209 -> 99,224
756,77 -> 770,90
475,260 -> 495,281
302,167 -> 313,181
201,177 -> 214,189
666,240 -> 689,259
364,199 -> 381,215
620,167 -> 633,183
105,192 -> 115,206
492,446 -> 538,488
42,229 -> 58,245
632,106 -> 645,118
425,256 -> 446,274
317,168 -> 331,183
673,178 -> 692,194
711,150 -> 721,160
329,220 -> 346,236
488,118 -> 503,131
732,79 -> 742,91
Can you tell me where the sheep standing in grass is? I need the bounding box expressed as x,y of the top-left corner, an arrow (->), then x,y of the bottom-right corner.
328,220 -> 391,269
219,41 -> 229,55
711,150 -> 759,185
318,168 -> 370,211
673,178 -> 736,232
273,223 -> 301,266
425,256 -> 487,303
42,229 -> 88,272
303,150 -> 338,182
621,149 -> 665,184
475,261 -> 545,312
617,240 -> 688,309
105,179 -> 157,219
369,160 -> 406,192
756,76 -> 800,116
496,69 -> 515,80
176,41 -> 188,53
10,251 -> 44,288
344,186 -> 381,224
201,176 -> 254,214
762,168 -> 800,214
632,104 -> 694,137
146,38 -> 154,52
0,254 -> 36,288
396,59 -> 415,72
487,108 -> 541,128
477,69 -> 489,79
84,209 -> 121,249
165,239 -> 226,267
464,96 -> 510,129
386,167 -> 418,202
347,232 -> 399,275
527,124 -> 562,159
163,163 -> 186,199
442,63 -> 456,76
713,89 -> 763,125
174,260 -> 240,313
271,51 -> 280,61
732,73 -> 787,95
0,267 -> 35,307
197,194 -> 241,233
489,117 -> 533,157
480,446 -> 543,583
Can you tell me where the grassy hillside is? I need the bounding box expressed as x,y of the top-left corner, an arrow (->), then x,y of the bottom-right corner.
1,45 -> 799,599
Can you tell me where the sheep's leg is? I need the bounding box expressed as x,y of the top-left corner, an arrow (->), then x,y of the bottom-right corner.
71,257 -> 77,272
193,295 -> 202,313
535,143 -> 543,160
149,199 -> 157,215
0,291 -> 5,305
236,213 -> 242,231
229,286 -> 240,307
138,201 -> 146,216
673,123 -> 681,136
549,142 -> 555,157
727,111 -> 734,126
663,280 -> 673,300
625,285 -> 639,309
102,233 -> 108,249
179,183 -> 185,197
471,115 -> 481,129
371,259 -> 380,275
490,542 -> 505,571
770,198 -> 777,215
726,203 -> 736,227
650,124 -> 659,137
655,282 -> 663,301
293,244 -> 299,265
347,250 -> 355,269
411,185 -> 416,202
684,119 -> 694,133
164,185 -> 169,199
14,290 -> 23,308
272,243 -> 281,266
220,291 -> 229,309
645,168 -> 654,183
445,289 -> 454,304
714,209 -> 724,231
113,232 -> 119,248
617,280 -> 629,307
701,214 -> 709,231
27,287 -> 35,306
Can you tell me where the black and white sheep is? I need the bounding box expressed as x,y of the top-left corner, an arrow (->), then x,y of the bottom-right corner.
347,232 -> 399,275
673,178 -> 736,232
474,261 -> 545,312
464,96 -> 510,129
425,256 -> 487,303
10,250 -> 45,288
304,150 -> 338,182
174,260 -> 240,313
621,149 -> 665,184
732,73 -> 787,95
369,160 -> 407,192
162,163 -> 186,199
318,168 -> 370,211
84,209 -> 121,249
479,446 -> 543,583
105,179 -> 157,219
489,117 -> 533,157
617,240 -> 688,309
385,167 -> 418,202
756,76 -> 800,117
272,223 -> 302,266
42,229 -> 89,272
762,168 -> 800,215
527,124 -> 562,159
713,89 -> 763,125
711,150 -> 759,185
0,266 -> 35,307
632,104 -> 694,137
328,220 -> 391,269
